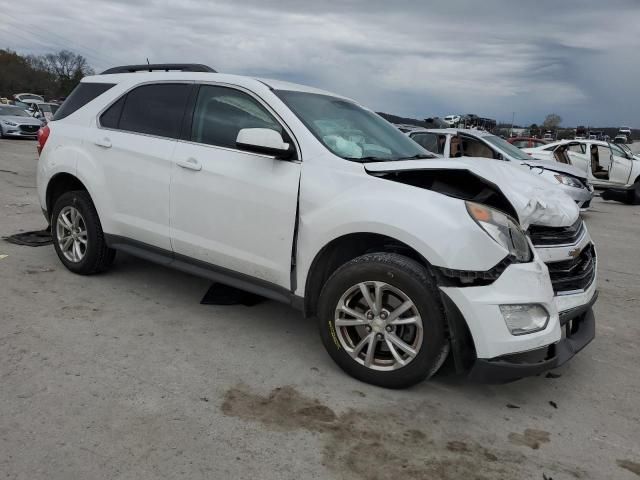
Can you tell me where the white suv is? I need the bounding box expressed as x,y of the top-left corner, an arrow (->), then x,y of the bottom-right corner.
36,64 -> 596,388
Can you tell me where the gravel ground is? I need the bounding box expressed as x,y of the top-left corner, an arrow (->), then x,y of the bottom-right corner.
1,138 -> 639,480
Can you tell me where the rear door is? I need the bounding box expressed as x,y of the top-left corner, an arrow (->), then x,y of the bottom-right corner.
170,84 -> 301,289
92,82 -> 193,250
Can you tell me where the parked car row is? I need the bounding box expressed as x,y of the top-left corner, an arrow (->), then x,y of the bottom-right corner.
35,64 -> 597,388
0,93 -> 62,135
403,127 -> 594,210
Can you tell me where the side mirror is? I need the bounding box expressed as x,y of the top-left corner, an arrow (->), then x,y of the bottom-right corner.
236,128 -> 294,159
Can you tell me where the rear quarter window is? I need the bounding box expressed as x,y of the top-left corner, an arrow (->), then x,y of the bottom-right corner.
52,82 -> 115,121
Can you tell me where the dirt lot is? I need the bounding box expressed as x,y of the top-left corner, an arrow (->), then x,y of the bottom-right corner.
1,138 -> 639,479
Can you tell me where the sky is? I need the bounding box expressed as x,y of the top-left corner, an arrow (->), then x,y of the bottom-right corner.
1,0 -> 638,127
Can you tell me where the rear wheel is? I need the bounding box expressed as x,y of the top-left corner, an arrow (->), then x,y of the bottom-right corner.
51,191 -> 115,274
317,253 -> 448,389
632,180 -> 640,205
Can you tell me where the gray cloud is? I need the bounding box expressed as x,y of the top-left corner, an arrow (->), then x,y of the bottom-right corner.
1,0 -> 638,126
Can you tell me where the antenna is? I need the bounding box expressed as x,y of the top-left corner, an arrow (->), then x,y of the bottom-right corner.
146,58 -> 150,66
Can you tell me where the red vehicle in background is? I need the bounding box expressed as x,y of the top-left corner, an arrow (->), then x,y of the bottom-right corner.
507,137 -> 549,149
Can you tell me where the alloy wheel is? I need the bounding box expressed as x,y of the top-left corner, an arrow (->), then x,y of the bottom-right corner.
56,206 -> 88,263
334,281 -> 423,371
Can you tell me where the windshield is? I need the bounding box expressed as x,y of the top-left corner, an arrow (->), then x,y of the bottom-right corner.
275,90 -> 435,162
0,106 -> 30,117
483,135 -> 532,161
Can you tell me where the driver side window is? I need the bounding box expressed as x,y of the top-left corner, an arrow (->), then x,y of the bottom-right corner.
457,136 -> 495,159
568,144 -> 586,154
410,132 -> 444,154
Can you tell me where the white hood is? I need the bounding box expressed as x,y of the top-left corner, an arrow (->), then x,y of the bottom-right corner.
364,157 -> 580,229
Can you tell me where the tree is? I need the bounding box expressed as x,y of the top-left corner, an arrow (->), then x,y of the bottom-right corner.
38,50 -> 94,95
542,114 -> 562,130
0,49 -> 93,99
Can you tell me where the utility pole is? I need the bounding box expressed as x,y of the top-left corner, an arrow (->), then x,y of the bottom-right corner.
509,112 -> 515,137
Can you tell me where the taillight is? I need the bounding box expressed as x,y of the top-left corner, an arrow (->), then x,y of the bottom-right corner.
37,125 -> 50,155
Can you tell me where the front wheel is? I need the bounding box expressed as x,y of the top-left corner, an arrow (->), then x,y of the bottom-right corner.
317,253 -> 448,389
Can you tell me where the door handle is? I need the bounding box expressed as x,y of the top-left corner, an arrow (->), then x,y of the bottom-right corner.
94,137 -> 112,148
176,157 -> 202,171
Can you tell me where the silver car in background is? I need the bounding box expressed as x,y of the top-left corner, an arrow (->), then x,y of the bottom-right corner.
0,105 -> 43,138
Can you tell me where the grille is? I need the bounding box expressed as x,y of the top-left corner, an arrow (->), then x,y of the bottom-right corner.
528,218 -> 584,246
20,124 -> 40,134
547,244 -> 596,294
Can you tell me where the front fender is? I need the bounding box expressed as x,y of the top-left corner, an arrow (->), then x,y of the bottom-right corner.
295,166 -> 508,296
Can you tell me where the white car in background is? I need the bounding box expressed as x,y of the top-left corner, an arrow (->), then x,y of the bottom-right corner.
524,139 -> 640,200
13,93 -> 45,104
405,127 -> 594,210
444,114 -> 460,126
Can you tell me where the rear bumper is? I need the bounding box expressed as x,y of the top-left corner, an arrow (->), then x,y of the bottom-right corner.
468,292 -> 596,383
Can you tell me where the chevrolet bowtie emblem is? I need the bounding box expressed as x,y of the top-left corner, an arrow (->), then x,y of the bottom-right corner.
568,248 -> 581,258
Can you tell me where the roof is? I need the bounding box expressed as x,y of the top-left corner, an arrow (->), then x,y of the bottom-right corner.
83,71 -> 348,99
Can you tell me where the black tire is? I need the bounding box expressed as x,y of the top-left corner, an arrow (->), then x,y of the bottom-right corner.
51,190 -> 116,274
317,253 -> 448,389
632,181 -> 640,205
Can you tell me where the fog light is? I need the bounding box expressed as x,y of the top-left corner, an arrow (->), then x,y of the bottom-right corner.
499,304 -> 549,335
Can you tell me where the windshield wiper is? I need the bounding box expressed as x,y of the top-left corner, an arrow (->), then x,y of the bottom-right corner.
344,156 -> 390,163
394,154 -> 436,160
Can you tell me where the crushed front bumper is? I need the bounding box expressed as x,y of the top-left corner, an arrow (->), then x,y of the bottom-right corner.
468,293 -> 596,383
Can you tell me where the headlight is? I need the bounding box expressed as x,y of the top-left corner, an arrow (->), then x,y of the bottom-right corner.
2,120 -> 18,126
466,201 -> 532,262
554,174 -> 583,189
499,304 -> 549,335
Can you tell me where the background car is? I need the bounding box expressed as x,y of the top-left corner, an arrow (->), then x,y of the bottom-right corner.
524,139 -> 640,192
0,105 -> 43,138
507,137 -> 549,149
13,93 -> 45,103
443,114 -> 460,126
406,127 -> 594,210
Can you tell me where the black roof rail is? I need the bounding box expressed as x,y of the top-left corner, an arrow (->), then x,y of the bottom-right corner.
100,64 -> 216,74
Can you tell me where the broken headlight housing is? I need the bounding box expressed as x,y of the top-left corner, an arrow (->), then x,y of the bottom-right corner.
466,202 -> 532,262
554,174 -> 584,189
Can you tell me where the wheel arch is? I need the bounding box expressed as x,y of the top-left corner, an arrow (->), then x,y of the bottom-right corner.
303,232 -> 475,374
303,233 -> 429,319
46,173 -> 89,220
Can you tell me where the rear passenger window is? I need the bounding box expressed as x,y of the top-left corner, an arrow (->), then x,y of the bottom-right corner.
53,83 -> 115,121
117,83 -> 191,139
191,85 -> 282,149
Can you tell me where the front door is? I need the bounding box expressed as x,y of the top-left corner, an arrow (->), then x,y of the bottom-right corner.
170,84 -> 301,289
608,143 -> 634,185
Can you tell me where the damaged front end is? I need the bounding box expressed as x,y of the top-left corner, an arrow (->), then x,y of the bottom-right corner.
365,158 -> 580,229
365,159 -> 596,381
